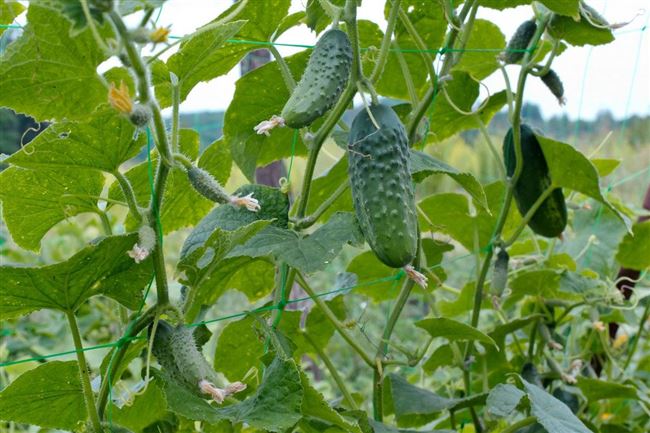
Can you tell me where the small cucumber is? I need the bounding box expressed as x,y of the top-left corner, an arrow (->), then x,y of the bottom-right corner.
490,248 -> 509,296
281,29 -> 352,128
187,166 -> 231,204
503,124 -> 567,238
504,19 -> 537,64
539,69 -> 566,105
151,320 -> 221,398
348,104 -> 418,268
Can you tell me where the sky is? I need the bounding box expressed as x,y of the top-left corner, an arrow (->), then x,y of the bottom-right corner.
12,0 -> 650,120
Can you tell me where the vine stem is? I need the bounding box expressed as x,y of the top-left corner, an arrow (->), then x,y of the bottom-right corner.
98,11 -> 174,419
475,115 -> 506,181
502,417 -> 537,433
372,277 -> 416,421
268,44 -> 296,90
396,3 -> 436,84
80,0 -> 110,53
270,266 -> 295,329
294,181 -> 349,229
503,184 -> 557,246
66,310 -> 102,433
459,13 -> 552,430
622,300 -> 650,372
369,0 -> 402,83
112,170 -> 142,222
303,331 -> 359,409
295,0 -> 362,218
296,272 -> 374,367
405,0 -> 478,144
108,10 -> 171,307
392,39 -> 419,106
97,210 -> 113,235
96,306 -> 157,419
170,72 -> 180,153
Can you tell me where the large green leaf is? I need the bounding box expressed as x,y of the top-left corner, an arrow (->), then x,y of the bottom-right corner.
215,316 -> 266,381
415,317 -> 497,347
0,166 -> 103,251
181,184 -> 289,258
6,108 -> 144,172
198,137 -> 232,186
224,51 -> 310,180
0,5 -> 107,121
219,356 -> 303,431
229,212 -> 363,274
0,361 -> 86,430
539,0 -> 580,17
417,182 -> 520,252
0,234 -> 152,318
163,356 -> 303,431
522,379 -> 592,433
548,7 -> 614,46
388,374 -> 458,427
300,371 -> 363,433
422,345 -> 454,374
167,20 -> 247,102
576,377 -> 639,401
179,220 -> 272,299
536,134 -> 630,230
454,19 -> 505,80
427,71 -> 507,143
410,150 -> 487,210
478,0 -> 530,10
486,383 -> 525,417
615,221 -> 650,269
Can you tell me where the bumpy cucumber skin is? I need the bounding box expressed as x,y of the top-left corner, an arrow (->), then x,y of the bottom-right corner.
540,69 -> 565,103
504,19 -> 537,64
187,166 -> 231,204
151,321 -> 221,397
348,104 -> 418,268
281,29 -> 352,128
503,124 -> 567,238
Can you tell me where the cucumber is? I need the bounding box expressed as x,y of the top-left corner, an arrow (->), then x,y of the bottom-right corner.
348,104 -> 418,268
490,248 -> 509,296
280,28 -> 352,128
151,320 -> 222,398
128,104 -> 151,127
187,165 -> 231,204
539,69 -> 566,105
504,19 -> 537,64
503,124 -> 567,238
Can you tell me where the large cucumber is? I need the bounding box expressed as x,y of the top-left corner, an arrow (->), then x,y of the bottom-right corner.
503,124 -> 567,238
348,104 -> 418,268
280,29 -> 352,128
